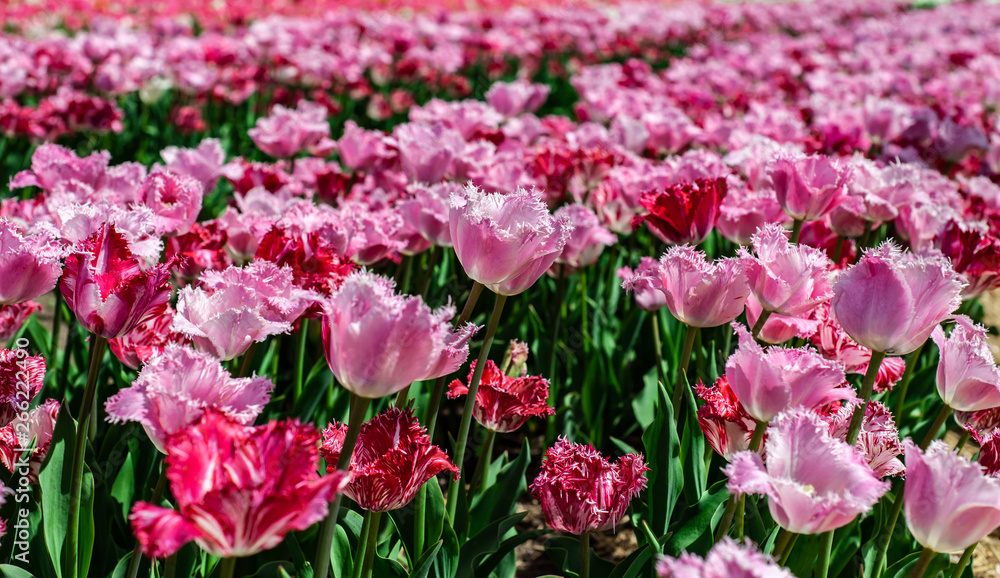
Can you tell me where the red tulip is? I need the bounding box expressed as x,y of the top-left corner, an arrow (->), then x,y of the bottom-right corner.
447,360 -> 554,433
633,178 -> 727,245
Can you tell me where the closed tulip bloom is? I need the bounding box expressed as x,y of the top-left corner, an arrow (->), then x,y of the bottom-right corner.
653,246 -> 749,328
141,170 -> 203,236
633,178 -> 727,246
322,270 -> 476,399
0,220 -> 64,305
106,344 -> 273,453
552,204 -> 616,274
656,538 -> 794,578
447,360 -> 555,433
61,224 -> 173,339
832,243 -> 964,355
108,306 -> 185,370
726,409 -> 888,535
485,80 -> 550,117
740,224 -> 833,318
0,399 -> 59,482
725,324 -> 855,423
0,349 -> 45,428
619,257 -> 668,312
321,408 -> 458,512
768,155 -> 850,221
530,438 -> 648,535
970,428 -> 1000,477
131,411 -> 347,559
826,401 -> 905,478
248,100 -> 335,159
695,377 -> 759,462
903,440 -> 1000,553
930,315 -> 1000,412
450,184 -> 570,296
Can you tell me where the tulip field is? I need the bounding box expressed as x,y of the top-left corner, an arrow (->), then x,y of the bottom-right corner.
3,0 -> 1000,577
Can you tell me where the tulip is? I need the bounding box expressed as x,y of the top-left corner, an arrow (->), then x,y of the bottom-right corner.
725,409 -> 888,535
632,178 -> 727,246
0,301 -> 42,343
656,538 -> 794,578
739,223 -> 833,332
551,203 -> 616,275
141,170 -> 203,236
447,360 -> 554,433
165,222 -> 232,281
335,120 -> 391,172
970,428 -> 1000,477
485,80 -> 550,116
450,184 -> 570,296
936,221 -> 1000,299
0,398 -> 58,482
725,324 -> 854,423
107,306 -> 185,370
618,257 -> 668,312
255,227 -> 355,297
695,377 -> 759,461
159,138 -> 237,194
744,294 -> 818,345
106,344 -> 273,453
61,224 -> 173,340
903,440 -> 1000,554
931,315 -> 1000,412
825,401 -> 905,478
248,100 -> 335,159
652,246 -> 749,328
397,182 -> 461,249
768,154 -> 850,224
130,411 -> 348,565
0,220 -> 64,305
0,349 -> 45,428
321,408 -> 458,512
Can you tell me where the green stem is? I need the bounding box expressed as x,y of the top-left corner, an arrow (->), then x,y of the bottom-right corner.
126,466 -> 169,578
446,292 -> 508,522
893,342 -> 926,426
50,290 -> 63,372
750,310 -> 773,341
909,547 -> 935,578
236,341 -> 258,379
548,270 -> 567,395
468,428 -> 496,496
294,319 -> 309,404
789,219 -> 803,244
730,420 -> 767,541
846,350 -> 886,445
580,268 -> 589,353
771,528 -> 795,561
858,221 -> 874,252
778,533 -> 798,566
414,484 -> 427,556
352,510 -> 373,578
748,419 -> 767,453
920,404 -> 952,450
832,235 -> 844,264
424,282 -> 484,441
670,323 -> 698,414
715,495 -> 738,542
360,511 -> 383,578
418,246 -> 439,298
951,544 -> 976,578
872,482 -> 906,578
735,495 -> 745,541
218,557 -> 236,578
314,394 -> 373,578
579,531 -> 591,578
651,312 -> 667,388
817,530 -> 834,578
955,430 -> 972,453
66,335 -> 107,578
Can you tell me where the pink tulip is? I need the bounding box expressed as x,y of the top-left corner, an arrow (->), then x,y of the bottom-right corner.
530,438 -> 648,535
810,303 -> 906,393
321,270 -> 477,399
61,224 -> 173,339
160,138 -> 238,194
552,204 -> 616,274
744,293 -> 819,345
106,344 -> 273,452
335,121 -> 391,172
725,324 -> 854,422
832,243 -> 964,355
485,80 -> 550,117
0,349 -> 46,428
931,316 -> 1000,412
903,440 -> 1000,553
0,399 -> 58,483
0,220 -> 64,305
768,154 -> 850,221
397,182 -> 460,248
248,100 -> 335,159
696,377 -> 759,462
651,246 -> 749,328
321,408 -> 458,512
140,170 -> 203,236
130,411 -> 348,558
739,223 -> 833,318
826,401 -> 905,478
619,257 -> 668,312
450,184 -> 570,296
107,306 -> 185,370
726,409 -> 888,534
393,123 -> 463,183
0,302 -> 42,343
656,538 -> 794,578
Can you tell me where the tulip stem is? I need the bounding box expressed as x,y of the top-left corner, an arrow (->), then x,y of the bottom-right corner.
469,427 -> 496,497
424,281 -> 484,441
832,235 -> 844,264
893,342 -> 925,427
845,350 -> 886,445
910,547 -> 935,578
360,511 -> 383,578
651,312 -> 668,388
414,485 -> 427,556
778,533 -> 798,566
126,465 -> 169,578
314,394 -> 372,578
750,310 -> 772,341
418,246 -> 439,297
749,419 -> 767,453
294,319 -> 309,404
872,483 -> 905,578
817,530 -> 834,578
920,404 -> 952,450
236,341 -> 257,378
735,495 -> 745,541
66,335 -> 107,578
671,323 -> 698,413
218,557 -> 236,578
447,292 -> 507,522
955,430 -> 972,453
714,496 -> 738,542
771,528 -> 795,561
579,531 -> 591,578
951,544 -> 976,578
50,290 -> 63,373
730,420 -> 768,542
789,219 -> 803,244
858,221 -> 874,252
353,510 -> 373,578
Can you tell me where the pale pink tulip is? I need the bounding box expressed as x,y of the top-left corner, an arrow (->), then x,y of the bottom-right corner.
0,219 -> 64,305
656,538 -> 794,578
652,246 -> 749,328
740,223 -> 833,318
931,316 -> 1000,412
768,154 -> 850,221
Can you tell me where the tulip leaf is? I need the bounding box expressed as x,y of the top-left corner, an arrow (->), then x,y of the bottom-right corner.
38,401 -> 94,578
372,553 -> 408,578
455,512 -> 525,578
631,368 -> 658,430
885,551 -> 949,578
294,358 -> 331,422
662,480 -> 728,556
642,383 -> 682,535
430,517 -> 460,578
606,544 -> 655,578
543,536 -> 616,578
244,562 -> 296,578
329,525 -> 353,578
830,519 -> 862,578
408,540 -> 443,578
108,553 -> 132,578
0,565 -> 37,578
680,371 -> 706,501
472,529 -> 550,578
469,438 -> 530,537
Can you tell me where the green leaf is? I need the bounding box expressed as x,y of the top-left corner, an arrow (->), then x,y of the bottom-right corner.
295,358 -> 331,422
372,555 -> 408,578
680,372 -> 706,502
631,368 -> 658,430
543,536 -> 616,578
409,540 -> 443,578
455,512 -> 526,578
642,383 -> 682,535
470,439 -> 530,537
830,520 -> 862,578
473,530 -> 549,578
109,449 -> 135,520
329,526 -> 353,578
0,565 -> 38,578
108,553 -> 132,578
430,518 -> 460,578
662,480 -> 728,556
245,562 -> 297,578
606,545 -> 654,578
